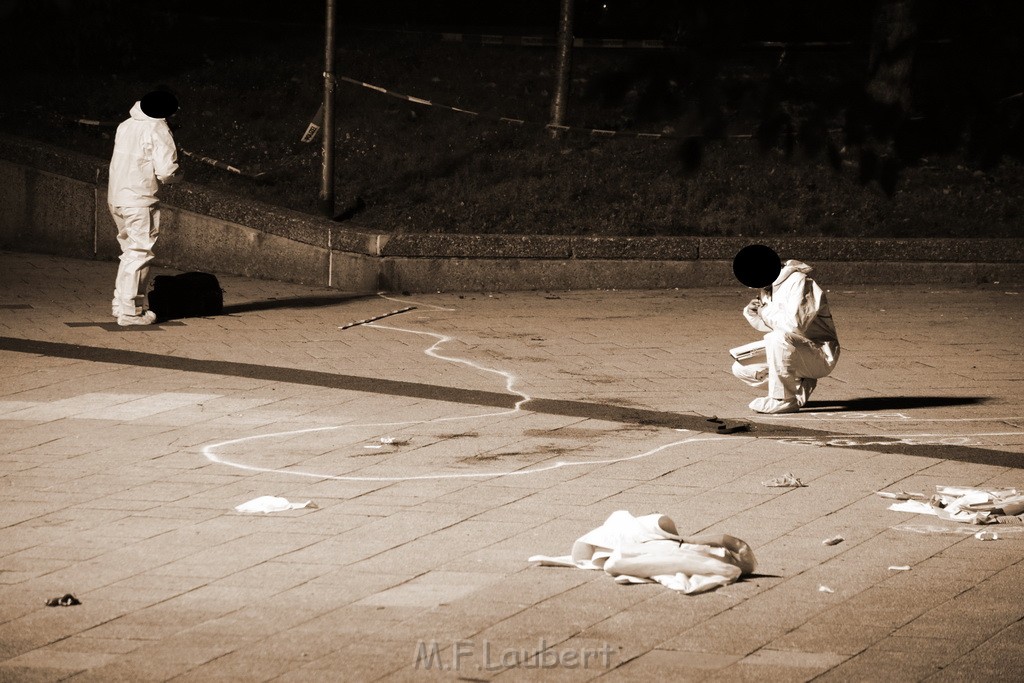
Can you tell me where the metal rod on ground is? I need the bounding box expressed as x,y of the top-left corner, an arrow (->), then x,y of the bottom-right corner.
319,0 -> 337,217
339,307 -> 417,330
549,0 -> 575,139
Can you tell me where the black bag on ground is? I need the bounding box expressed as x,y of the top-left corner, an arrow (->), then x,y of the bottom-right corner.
148,272 -> 224,320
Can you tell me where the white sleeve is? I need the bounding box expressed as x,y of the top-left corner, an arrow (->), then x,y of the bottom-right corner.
743,303 -> 772,333
152,125 -> 180,183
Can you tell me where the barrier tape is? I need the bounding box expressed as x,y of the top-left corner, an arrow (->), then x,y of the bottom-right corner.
301,103 -> 325,143
68,116 -> 273,179
338,74 -> 756,142
179,148 -> 267,179
64,52 -> 864,185
71,118 -> 120,128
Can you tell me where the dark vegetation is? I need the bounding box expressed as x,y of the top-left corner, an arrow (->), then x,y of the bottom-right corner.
1,0 -> 1022,238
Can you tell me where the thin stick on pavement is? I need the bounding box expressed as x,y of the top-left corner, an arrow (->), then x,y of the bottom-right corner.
339,306 -> 416,329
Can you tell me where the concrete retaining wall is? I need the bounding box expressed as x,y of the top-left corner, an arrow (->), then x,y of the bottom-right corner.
2,133 -> 1022,292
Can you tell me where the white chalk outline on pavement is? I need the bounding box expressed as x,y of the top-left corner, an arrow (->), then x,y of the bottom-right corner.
202,320 -> 727,481
203,431 -> 718,482
201,295 -> 1021,481
368,322 -> 530,411
768,432 -> 1023,447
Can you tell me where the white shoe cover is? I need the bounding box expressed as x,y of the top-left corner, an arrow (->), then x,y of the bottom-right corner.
749,396 -> 801,414
117,310 -> 157,326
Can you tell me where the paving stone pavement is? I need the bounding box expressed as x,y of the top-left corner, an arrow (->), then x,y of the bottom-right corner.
1,249 -> 1023,682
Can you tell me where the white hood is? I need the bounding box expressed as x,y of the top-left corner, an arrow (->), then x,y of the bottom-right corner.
130,100 -> 149,121
773,259 -> 813,286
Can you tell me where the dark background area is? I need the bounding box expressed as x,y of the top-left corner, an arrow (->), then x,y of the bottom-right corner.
3,1 -> 1012,55
1,0 -> 1022,237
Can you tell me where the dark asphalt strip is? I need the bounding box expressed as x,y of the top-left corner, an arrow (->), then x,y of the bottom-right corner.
0,335 -> 1018,468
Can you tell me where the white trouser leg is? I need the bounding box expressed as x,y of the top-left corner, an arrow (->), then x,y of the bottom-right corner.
764,330 -> 838,400
732,360 -> 768,388
111,205 -> 160,316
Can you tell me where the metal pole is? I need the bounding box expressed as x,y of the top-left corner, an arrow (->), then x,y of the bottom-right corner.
549,0 -> 575,138
319,0 -> 337,217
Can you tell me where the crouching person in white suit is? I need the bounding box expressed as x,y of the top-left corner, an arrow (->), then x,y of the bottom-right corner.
107,90 -> 181,326
731,244 -> 840,414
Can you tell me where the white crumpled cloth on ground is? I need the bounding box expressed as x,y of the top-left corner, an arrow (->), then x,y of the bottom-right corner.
528,510 -> 757,594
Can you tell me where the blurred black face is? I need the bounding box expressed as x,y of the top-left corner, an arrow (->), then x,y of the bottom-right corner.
141,91 -> 179,119
733,244 -> 782,288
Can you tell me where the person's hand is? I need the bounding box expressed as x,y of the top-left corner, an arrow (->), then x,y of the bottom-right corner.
744,298 -> 762,316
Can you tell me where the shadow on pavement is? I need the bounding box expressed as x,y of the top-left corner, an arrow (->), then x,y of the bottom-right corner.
222,293 -> 373,315
65,321 -> 186,331
0,335 -> 1019,470
805,396 -> 990,411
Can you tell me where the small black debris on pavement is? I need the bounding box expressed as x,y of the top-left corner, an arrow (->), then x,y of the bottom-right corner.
707,416 -> 751,434
45,594 -> 81,607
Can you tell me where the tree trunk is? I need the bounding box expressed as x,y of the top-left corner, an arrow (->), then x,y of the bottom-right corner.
866,0 -> 918,114
549,0 -> 575,138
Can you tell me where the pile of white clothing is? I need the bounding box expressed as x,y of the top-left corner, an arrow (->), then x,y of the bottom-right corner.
529,510 -> 757,594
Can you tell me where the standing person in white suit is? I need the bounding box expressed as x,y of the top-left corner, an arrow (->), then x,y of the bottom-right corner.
731,244 -> 840,414
107,90 -> 181,326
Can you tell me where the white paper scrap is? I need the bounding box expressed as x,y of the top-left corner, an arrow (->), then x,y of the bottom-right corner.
234,496 -> 317,514
876,490 -> 926,500
762,474 -> 806,488
889,500 -> 938,515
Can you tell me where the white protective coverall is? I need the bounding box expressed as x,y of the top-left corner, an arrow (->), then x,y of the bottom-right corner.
733,260 -> 839,410
107,101 -> 179,316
